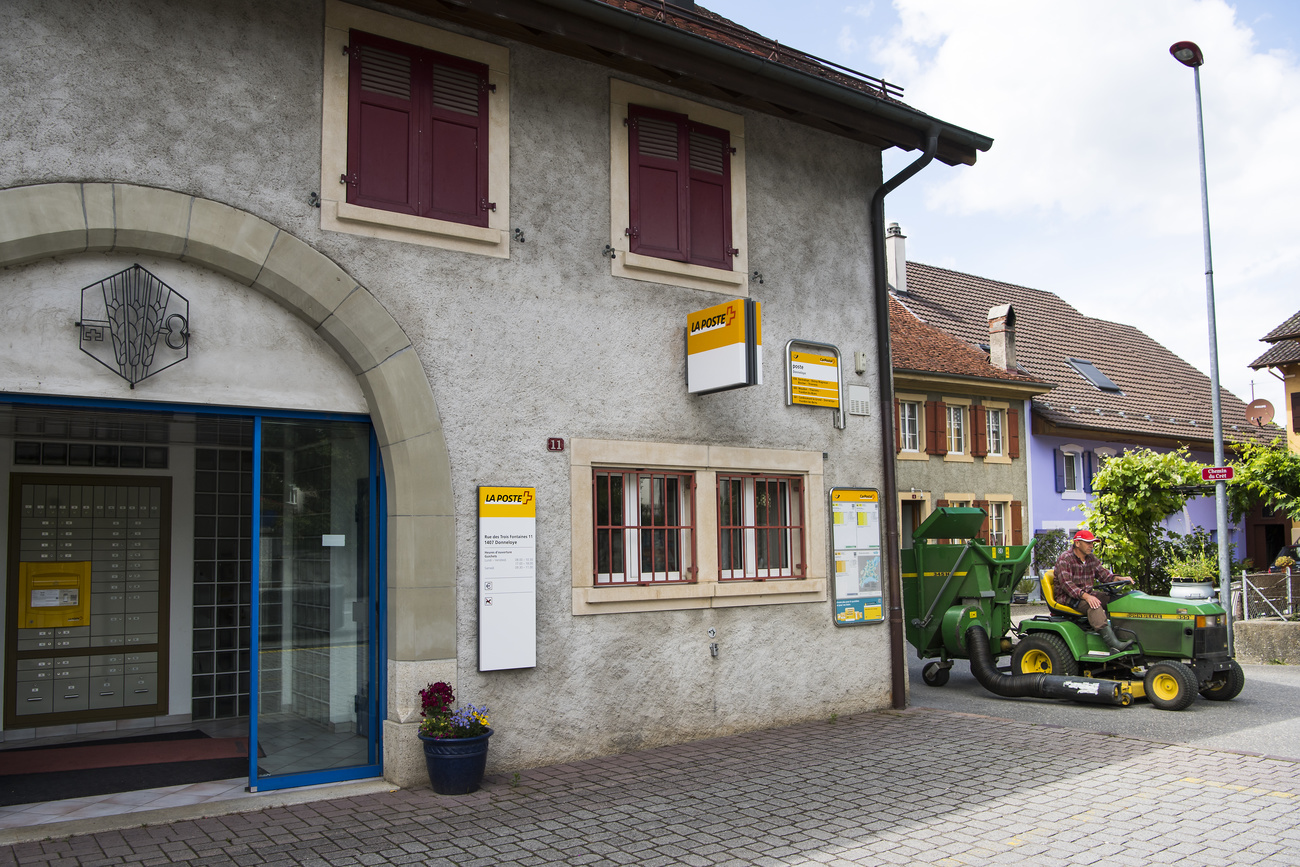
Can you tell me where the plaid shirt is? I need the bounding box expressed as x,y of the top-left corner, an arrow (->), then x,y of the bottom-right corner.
1053,549 -> 1115,604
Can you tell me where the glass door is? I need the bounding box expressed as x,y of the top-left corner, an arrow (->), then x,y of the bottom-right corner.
251,416 -> 380,787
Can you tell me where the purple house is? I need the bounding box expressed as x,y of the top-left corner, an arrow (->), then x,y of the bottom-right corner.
885,225 -> 1277,566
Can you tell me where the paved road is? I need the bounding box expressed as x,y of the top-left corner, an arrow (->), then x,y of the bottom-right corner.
907,647 -> 1300,760
5,702 -> 1300,866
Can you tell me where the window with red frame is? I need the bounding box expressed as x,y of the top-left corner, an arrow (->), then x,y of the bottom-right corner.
346,30 -> 490,226
593,470 -> 696,584
627,104 -> 733,270
717,474 -> 805,580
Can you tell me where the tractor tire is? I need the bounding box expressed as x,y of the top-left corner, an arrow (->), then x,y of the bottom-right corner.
922,661 -> 950,687
1199,659 -> 1245,702
1010,633 -> 1079,677
1144,660 -> 1198,711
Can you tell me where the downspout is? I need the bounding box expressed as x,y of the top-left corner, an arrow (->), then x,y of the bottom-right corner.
871,124 -> 940,710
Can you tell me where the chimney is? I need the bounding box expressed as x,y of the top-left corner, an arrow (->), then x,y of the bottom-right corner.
988,304 -> 1016,371
885,222 -> 907,295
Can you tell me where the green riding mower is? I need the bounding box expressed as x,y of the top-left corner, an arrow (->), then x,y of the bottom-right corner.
901,507 -> 1242,710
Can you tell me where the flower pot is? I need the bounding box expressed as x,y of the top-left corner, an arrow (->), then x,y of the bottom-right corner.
418,728 -> 492,794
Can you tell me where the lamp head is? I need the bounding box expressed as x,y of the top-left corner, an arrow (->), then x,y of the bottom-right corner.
1170,41 -> 1204,67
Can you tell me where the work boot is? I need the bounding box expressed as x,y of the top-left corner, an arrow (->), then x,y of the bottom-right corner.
1097,622 -> 1134,653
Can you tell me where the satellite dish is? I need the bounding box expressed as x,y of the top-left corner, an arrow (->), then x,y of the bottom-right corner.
1246,398 -> 1275,427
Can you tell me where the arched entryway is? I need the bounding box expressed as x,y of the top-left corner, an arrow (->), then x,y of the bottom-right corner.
0,183 -> 455,787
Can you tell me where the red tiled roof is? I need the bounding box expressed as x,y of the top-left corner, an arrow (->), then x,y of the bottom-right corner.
896,262 -> 1278,446
1250,339 -> 1300,369
889,297 -> 1047,389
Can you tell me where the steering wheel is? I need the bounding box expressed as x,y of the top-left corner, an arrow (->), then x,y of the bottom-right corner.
1096,580 -> 1132,594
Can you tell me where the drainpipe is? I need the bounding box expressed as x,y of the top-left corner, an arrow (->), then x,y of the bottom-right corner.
871,124 -> 940,710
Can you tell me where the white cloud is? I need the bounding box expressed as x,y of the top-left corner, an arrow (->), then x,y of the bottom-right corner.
863,0 -> 1300,409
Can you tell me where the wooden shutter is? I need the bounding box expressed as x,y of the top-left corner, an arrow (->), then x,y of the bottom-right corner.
427,54 -> 490,226
1008,408 -> 1020,458
971,408 -> 988,457
894,399 -> 901,454
925,401 -> 948,455
348,31 -> 421,216
629,105 -> 688,262
1054,448 -> 1066,492
973,499 -> 991,541
1011,500 -> 1024,545
1083,451 -> 1095,494
686,121 -> 732,269
1292,392 -> 1299,432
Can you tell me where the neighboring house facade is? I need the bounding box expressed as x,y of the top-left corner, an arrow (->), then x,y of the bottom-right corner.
888,282 -> 1051,549
886,228 -> 1276,561
1249,309 -> 1300,550
0,0 -> 990,796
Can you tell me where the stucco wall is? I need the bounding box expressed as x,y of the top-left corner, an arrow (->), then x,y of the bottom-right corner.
1,0 -> 897,774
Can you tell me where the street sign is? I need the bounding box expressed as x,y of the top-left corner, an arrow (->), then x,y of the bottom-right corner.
1202,466 -> 1234,482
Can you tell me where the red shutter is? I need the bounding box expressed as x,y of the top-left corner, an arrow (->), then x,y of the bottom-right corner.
931,401 -> 948,455
348,31 -> 420,215
686,121 -> 732,270
894,399 -> 901,454
426,55 -> 490,226
971,408 -> 988,457
973,499 -> 991,540
1008,408 -> 1020,458
1011,500 -> 1024,545
629,105 -> 688,262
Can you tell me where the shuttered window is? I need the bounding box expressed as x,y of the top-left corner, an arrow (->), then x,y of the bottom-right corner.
628,104 -> 733,270
347,30 -> 490,227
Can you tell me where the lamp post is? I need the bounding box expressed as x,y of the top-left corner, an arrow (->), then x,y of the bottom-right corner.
1169,40 -> 1233,647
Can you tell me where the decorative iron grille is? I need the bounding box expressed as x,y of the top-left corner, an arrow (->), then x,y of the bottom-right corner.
78,264 -> 189,387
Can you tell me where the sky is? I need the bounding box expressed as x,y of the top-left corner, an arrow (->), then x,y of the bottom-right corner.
703,0 -> 1299,423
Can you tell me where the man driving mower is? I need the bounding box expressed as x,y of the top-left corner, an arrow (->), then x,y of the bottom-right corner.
1053,529 -> 1135,652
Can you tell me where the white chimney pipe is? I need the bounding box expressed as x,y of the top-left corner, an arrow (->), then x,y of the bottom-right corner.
886,222 -> 907,295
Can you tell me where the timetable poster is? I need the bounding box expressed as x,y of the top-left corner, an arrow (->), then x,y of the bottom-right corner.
830,488 -> 884,626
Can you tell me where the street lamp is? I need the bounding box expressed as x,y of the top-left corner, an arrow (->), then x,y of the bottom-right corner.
1169,40 -> 1232,646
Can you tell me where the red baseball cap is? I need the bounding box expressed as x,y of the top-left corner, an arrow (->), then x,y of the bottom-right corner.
1074,530 -> 1097,542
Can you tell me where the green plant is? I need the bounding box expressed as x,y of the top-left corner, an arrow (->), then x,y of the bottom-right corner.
510,772 -> 520,788
828,712 -> 839,724
1081,447 -> 1202,595
418,681 -> 490,739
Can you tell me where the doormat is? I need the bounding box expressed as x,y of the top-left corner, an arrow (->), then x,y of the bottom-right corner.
0,731 -> 258,807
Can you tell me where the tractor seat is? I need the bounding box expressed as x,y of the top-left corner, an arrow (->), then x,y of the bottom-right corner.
1040,570 -> 1085,616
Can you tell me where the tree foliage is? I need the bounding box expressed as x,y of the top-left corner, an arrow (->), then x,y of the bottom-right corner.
1226,441 -> 1300,524
1080,447 -> 1201,594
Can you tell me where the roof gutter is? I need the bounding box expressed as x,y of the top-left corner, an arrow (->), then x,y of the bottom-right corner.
518,0 -> 993,164
871,124 -> 940,710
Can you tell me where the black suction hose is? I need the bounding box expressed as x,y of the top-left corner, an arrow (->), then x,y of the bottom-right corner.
965,626 -> 1127,706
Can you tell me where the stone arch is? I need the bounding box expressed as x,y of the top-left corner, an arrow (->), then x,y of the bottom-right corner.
0,183 -> 455,674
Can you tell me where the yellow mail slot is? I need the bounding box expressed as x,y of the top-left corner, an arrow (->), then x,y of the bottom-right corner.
19,561 -> 91,628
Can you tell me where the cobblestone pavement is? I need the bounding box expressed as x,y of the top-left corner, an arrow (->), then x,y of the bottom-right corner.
4,707 -> 1300,866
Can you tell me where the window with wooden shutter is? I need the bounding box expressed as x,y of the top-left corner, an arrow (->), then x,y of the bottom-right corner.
1007,408 -> 1020,458
1292,393 -> 1298,432
971,409 -> 988,457
925,401 -> 948,455
347,30 -> 489,227
628,104 -> 733,270
1010,500 -> 1024,545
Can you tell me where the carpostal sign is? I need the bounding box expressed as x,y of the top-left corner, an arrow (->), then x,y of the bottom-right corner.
478,486 -> 536,671
686,298 -> 762,394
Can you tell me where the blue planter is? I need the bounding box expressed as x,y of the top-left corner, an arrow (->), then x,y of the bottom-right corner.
418,728 -> 493,794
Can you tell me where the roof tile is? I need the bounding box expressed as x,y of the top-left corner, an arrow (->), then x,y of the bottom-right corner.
897,262 -> 1278,446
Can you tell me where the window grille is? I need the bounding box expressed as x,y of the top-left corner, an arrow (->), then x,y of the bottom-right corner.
593,470 -> 695,584
717,474 -> 806,580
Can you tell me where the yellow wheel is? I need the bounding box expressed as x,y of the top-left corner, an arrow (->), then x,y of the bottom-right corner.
1010,633 -> 1079,677
1143,661 -> 1197,711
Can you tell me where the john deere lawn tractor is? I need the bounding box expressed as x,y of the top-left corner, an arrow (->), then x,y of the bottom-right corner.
901,507 -> 1242,710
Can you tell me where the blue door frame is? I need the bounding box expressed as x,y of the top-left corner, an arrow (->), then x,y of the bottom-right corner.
0,393 -> 387,792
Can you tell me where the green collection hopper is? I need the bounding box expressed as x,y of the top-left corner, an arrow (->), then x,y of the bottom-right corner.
900,507 -> 1036,662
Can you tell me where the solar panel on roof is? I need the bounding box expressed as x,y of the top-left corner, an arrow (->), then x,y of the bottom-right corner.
1067,358 -> 1122,394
